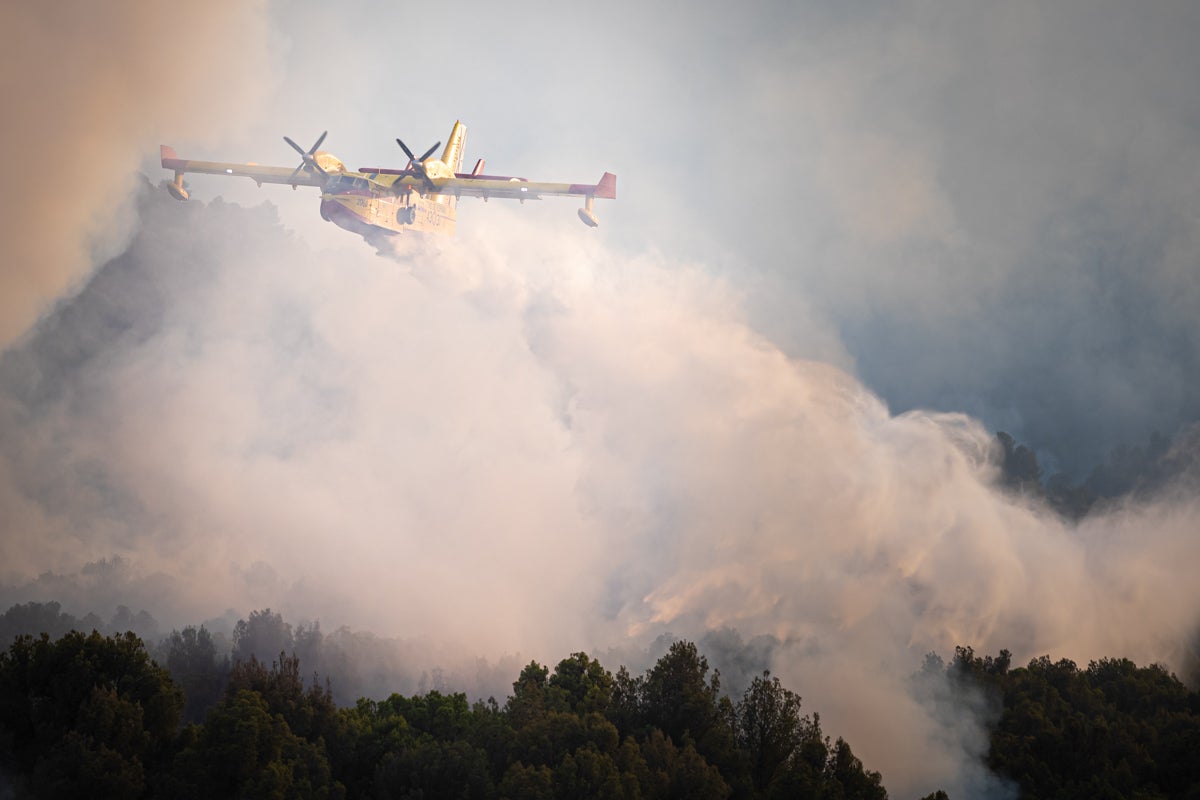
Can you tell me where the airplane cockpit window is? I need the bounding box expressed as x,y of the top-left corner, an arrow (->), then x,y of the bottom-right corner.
335,176 -> 370,191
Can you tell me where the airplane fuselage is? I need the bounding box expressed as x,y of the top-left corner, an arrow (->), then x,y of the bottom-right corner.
318,174 -> 456,236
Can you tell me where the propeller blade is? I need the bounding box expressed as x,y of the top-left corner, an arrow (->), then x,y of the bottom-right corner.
284,132 -> 331,182
284,135 -> 307,157
396,138 -> 417,163
419,141 -> 442,162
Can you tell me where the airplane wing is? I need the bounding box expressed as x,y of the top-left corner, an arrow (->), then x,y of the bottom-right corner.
363,169 -> 617,202
435,172 -> 617,201
160,145 -> 326,188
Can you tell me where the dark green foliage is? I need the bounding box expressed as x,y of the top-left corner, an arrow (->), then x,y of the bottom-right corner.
165,689 -> 341,800
550,652 -> 615,716
737,671 -> 804,791
0,601 -> 97,647
163,625 -> 228,725
224,650 -> 342,749
232,607 -> 295,665
936,647 -> 1200,800
0,629 -> 181,798
638,640 -> 740,775
5,607 -> 1197,800
0,623 -> 919,799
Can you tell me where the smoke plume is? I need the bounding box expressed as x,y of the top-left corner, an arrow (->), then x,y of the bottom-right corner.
0,0 -> 277,349
3,186 -> 1198,797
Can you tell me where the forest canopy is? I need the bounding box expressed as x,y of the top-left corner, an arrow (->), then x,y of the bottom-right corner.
0,619 -> 887,799
2,605 -> 1199,799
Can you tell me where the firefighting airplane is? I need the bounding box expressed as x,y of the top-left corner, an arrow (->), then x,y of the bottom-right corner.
160,121 -> 616,237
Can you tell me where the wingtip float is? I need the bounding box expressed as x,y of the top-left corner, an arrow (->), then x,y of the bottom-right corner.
160,121 -> 616,238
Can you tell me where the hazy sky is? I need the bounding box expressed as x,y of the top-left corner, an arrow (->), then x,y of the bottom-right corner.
4,0 -> 1199,469
2,2 -> 1200,797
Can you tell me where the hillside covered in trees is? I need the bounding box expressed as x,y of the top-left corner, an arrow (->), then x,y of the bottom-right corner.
0,622 -> 887,799
923,646 -> 1200,799
2,606 -> 1199,799
994,428 -> 1200,520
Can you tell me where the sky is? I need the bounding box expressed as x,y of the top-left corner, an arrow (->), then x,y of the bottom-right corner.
2,1 -> 1200,797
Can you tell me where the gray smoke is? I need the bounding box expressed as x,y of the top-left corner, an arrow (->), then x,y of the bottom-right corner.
0,1 -> 278,349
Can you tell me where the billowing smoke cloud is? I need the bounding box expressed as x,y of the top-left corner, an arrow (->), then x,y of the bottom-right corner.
0,0 -> 277,349
3,187 -> 1199,798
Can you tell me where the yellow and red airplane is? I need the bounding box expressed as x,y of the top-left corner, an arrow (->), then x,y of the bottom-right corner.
160,121 -> 616,237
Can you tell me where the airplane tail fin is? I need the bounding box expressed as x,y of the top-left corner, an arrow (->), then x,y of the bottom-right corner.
438,121 -> 467,209
441,121 -> 467,175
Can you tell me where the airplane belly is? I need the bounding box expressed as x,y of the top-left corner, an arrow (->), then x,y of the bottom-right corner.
321,192 -> 455,237
375,195 -> 456,236
322,195 -> 390,238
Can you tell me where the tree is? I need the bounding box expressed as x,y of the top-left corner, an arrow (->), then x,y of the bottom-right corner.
372,736 -> 493,799
0,601 -> 88,646
607,665 -> 644,739
224,651 -> 339,746
826,737 -> 888,799
164,625 -> 229,724
498,761 -> 554,800
0,630 -> 181,797
638,727 -> 730,800
164,689 -> 341,799
736,671 -> 807,793
640,641 -> 737,773
550,652 -> 615,716
508,660 -> 553,728
937,646 -> 1200,799
232,608 -> 294,665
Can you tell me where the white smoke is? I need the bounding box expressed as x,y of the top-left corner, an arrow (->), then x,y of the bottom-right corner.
2,189 -> 1198,797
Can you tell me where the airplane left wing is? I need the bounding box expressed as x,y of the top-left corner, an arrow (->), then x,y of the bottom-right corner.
443,171 -> 616,227
434,171 -> 617,202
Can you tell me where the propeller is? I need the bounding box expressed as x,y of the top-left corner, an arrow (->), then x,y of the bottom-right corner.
395,138 -> 442,192
284,131 -> 329,183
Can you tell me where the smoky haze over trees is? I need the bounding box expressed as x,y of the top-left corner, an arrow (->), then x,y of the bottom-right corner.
0,625 -> 898,799
3,621 -> 1198,798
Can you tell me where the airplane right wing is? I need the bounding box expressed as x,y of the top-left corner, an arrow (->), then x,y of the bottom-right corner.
160,145 -> 327,199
